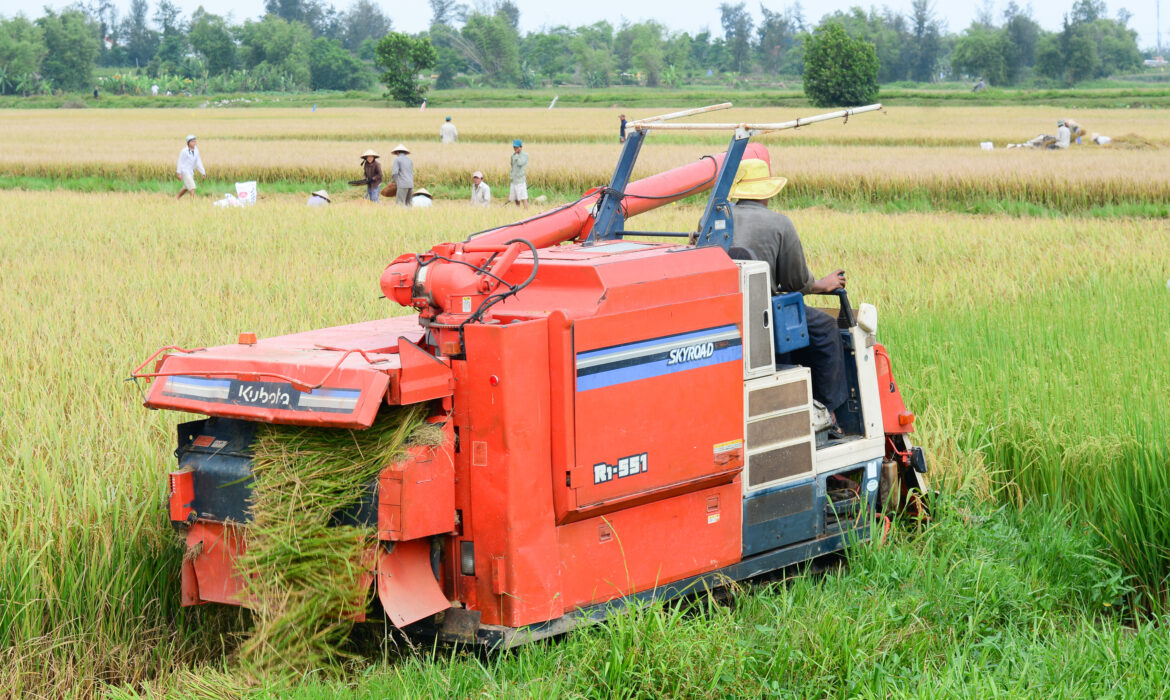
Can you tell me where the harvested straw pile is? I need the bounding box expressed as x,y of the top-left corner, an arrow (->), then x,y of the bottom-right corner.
237,405 -> 440,677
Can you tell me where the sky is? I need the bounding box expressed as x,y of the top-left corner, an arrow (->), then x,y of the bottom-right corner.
3,0 -> 1167,53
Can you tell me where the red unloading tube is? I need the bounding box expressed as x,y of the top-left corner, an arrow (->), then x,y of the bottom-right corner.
464,142 -> 772,251
380,143 -> 772,312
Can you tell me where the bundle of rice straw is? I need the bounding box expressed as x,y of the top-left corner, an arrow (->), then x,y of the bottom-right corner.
237,405 -> 439,677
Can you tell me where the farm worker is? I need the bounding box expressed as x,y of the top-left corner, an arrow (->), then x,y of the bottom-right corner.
175,134 -> 205,200
470,171 -> 491,206
1062,117 -> 1085,143
728,159 -> 848,439
411,188 -> 434,208
440,116 -> 458,143
360,149 -> 383,202
1054,120 -> 1071,149
619,114 -> 627,143
307,190 -> 330,207
390,144 -> 414,206
509,139 -> 529,207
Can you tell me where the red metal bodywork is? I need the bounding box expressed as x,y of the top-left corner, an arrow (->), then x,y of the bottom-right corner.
149,143 -> 890,634
874,343 -> 915,434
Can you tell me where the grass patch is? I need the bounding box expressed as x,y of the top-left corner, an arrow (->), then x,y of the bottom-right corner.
139,501 -> 1165,698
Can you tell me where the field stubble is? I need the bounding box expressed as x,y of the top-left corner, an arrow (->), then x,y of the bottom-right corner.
1,179 -> 1167,693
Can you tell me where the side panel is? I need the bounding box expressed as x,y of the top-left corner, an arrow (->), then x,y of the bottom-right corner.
569,295 -> 745,514
557,480 -> 742,608
183,522 -> 246,607
462,319 -> 563,627
378,418 -> 456,541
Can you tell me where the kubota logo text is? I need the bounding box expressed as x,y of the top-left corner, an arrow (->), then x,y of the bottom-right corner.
236,384 -> 291,406
667,341 -> 715,366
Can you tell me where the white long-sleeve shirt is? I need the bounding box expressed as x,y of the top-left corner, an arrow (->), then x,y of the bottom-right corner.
440,122 -> 458,143
471,181 -> 491,206
1055,125 -> 1070,149
177,146 -> 205,176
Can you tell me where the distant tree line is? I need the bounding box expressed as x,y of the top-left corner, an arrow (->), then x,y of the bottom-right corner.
0,0 -> 1148,98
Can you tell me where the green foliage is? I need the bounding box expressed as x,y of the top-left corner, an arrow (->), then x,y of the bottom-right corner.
459,10 -> 521,86
309,37 -> 370,91
0,16 -> 46,95
35,9 -> 100,93
337,0 -> 391,52
239,15 -> 314,90
803,21 -> 879,107
615,21 -> 667,86
1033,10 -> 1142,84
952,26 -> 1010,86
123,0 -> 158,68
825,7 -> 911,84
570,21 -> 615,87
374,31 -> 436,106
523,29 -> 572,80
188,10 -> 237,76
719,2 -> 754,73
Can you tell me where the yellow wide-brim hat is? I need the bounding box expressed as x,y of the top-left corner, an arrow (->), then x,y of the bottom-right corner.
728,159 -> 787,200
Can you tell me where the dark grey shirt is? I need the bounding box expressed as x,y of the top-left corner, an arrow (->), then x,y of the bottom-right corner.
730,200 -> 816,295
391,154 -> 414,188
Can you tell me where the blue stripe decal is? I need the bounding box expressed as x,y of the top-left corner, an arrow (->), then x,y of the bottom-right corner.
576,324 -> 739,362
577,344 -> 742,392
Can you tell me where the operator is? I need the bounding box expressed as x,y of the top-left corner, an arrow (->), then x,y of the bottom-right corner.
729,159 -> 848,438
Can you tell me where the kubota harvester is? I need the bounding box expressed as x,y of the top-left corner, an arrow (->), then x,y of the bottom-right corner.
135,104 -> 928,647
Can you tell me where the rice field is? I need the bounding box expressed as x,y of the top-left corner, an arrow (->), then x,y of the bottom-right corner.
1,103 -> 1169,696
1,106 -> 1168,213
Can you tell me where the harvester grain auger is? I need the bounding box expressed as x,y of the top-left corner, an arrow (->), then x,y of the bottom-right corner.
134,102 -> 928,648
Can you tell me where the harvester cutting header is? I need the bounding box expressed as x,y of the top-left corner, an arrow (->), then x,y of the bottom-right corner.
134,102 -> 928,647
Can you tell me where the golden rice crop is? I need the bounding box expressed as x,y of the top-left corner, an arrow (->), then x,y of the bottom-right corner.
2,105 -> 1165,209
2,106 -> 1168,146
1,99 -> 1168,694
1,189 -> 1165,690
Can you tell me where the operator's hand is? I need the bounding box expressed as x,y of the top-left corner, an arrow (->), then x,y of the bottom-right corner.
813,269 -> 846,293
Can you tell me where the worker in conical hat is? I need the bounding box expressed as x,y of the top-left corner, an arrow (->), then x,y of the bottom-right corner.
410,187 -> 434,208
729,158 -> 848,439
360,149 -> 382,202
307,189 -> 330,207
390,144 -> 414,206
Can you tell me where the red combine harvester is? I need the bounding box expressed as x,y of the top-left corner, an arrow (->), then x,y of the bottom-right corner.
135,103 -> 928,647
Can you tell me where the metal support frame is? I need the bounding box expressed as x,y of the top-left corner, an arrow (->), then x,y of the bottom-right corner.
585,128 -> 645,244
692,129 -> 751,252
585,103 -> 883,249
